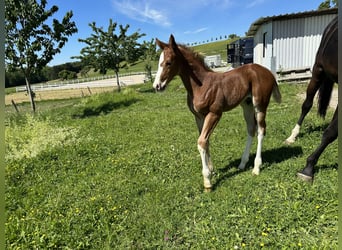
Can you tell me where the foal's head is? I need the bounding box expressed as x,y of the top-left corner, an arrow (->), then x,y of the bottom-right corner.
153,34 -> 182,91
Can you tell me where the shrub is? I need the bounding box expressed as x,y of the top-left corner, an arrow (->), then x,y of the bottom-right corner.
58,69 -> 77,80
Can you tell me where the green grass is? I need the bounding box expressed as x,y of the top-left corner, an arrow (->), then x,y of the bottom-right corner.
5,81 -> 337,249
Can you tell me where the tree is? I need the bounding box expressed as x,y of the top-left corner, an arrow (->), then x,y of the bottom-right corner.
74,19 -> 145,92
141,39 -> 158,83
80,65 -> 92,78
228,34 -> 239,40
318,0 -> 338,9
5,0 -> 77,112
58,69 -> 77,80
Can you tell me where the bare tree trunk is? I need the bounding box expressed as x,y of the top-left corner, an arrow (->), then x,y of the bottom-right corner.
149,71 -> 153,83
145,62 -> 153,84
115,71 -> 121,92
25,77 -> 36,112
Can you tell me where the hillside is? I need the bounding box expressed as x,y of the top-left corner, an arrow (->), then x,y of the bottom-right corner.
150,38 -> 234,72
192,39 -> 234,62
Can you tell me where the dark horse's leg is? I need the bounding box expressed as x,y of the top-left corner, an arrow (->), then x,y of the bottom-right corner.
285,64 -> 324,144
297,106 -> 338,182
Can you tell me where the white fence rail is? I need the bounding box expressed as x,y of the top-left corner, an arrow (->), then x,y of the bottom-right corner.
15,72 -> 152,92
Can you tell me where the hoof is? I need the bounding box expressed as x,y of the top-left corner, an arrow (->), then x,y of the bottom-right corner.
252,168 -> 260,176
297,172 -> 313,183
284,139 -> 294,145
204,187 -> 212,193
238,163 -> 246,170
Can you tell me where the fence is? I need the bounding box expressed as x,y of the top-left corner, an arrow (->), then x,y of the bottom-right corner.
15,71 -> 153,92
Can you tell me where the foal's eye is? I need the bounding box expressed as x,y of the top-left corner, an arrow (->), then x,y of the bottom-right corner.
165,61 -> 172,66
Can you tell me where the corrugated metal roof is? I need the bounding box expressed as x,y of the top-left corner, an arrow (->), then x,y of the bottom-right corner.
247,8 -> 338,36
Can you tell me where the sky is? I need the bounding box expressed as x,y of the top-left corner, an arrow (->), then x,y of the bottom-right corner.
48,0 -> 326,66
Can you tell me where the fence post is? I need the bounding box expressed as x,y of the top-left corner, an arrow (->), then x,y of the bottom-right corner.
87,86 -> 92,95
11,99 -> 19,112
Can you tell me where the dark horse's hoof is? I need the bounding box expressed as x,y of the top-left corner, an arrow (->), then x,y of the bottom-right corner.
297,172 -> 313,183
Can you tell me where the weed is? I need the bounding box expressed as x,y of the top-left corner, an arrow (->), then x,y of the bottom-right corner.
5,114 -> 79,161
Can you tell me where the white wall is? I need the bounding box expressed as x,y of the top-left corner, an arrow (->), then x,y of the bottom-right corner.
253,13 -> 337,72
253,22 -> 274,72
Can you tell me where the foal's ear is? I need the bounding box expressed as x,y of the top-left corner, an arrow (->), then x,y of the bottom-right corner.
169,34 -> 178,51
156,38 -> 168,50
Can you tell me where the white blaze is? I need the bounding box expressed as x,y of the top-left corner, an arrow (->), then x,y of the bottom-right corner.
153,52 -> 167,90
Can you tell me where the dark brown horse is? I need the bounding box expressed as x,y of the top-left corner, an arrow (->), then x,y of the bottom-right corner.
292,16 -> 338,182
153,35 -> 281,191
285,16 -> 337,144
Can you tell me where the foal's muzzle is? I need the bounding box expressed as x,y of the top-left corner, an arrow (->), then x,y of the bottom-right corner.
155,83 -> 166,92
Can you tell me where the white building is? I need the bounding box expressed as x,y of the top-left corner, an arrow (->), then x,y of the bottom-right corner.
247,8 -> 337,81
204,55 -> 222,68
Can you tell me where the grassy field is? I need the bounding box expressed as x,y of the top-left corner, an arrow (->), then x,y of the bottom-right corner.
5,80 -> 337,249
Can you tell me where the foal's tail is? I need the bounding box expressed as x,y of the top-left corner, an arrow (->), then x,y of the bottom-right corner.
318,79 -> 334,118
272,81 -> 282,104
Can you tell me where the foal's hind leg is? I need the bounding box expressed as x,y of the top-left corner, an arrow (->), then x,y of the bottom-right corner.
285,64 -> 323,144
238,100 -> 256,170
253,110 -> 266,175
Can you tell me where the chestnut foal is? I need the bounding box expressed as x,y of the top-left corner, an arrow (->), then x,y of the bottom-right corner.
153,35 -> 281,191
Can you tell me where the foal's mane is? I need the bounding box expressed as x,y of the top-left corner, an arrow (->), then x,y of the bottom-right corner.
177,44 -> 213,72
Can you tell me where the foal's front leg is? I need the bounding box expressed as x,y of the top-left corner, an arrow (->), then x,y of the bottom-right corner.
195,114 -> 213,172
196,112 -> 221,191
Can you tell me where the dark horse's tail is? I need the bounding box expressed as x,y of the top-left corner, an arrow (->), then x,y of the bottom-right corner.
318,79 -> 334,118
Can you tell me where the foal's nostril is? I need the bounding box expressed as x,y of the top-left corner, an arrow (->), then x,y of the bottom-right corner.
154,83 -> 165,92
